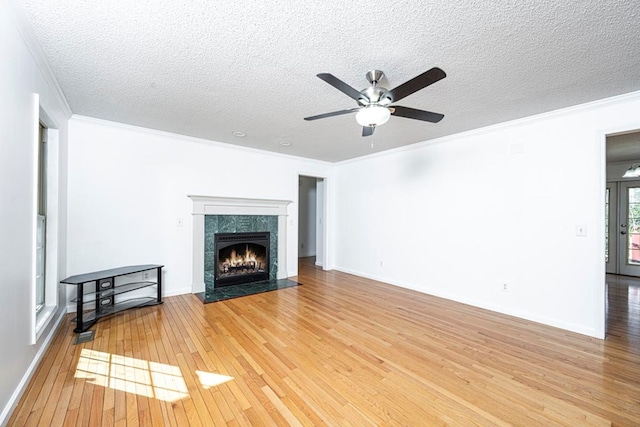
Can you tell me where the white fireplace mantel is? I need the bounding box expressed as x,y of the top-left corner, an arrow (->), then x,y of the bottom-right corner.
188,195 -> 292,293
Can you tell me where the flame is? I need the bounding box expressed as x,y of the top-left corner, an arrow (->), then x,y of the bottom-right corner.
224,245 -> 258,267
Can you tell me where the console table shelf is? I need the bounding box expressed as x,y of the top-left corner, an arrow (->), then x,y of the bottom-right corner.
62,264 -> 163,333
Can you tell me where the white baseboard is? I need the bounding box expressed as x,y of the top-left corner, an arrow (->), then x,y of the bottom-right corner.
332,266 -> 597,339
298,253 -> 316,258
0,308 -> 67,426
164,287 -> 192,297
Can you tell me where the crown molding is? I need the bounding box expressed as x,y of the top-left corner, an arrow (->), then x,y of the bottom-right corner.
5,0 -> 72,118
71,115 -> 335,166
337,89 -> 640,166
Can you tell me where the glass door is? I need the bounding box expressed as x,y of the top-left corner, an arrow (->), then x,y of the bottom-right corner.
619,181 -> 640,276
606,183 -> 618,274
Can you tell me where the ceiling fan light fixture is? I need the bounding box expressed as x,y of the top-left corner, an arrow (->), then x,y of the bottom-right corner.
355,106 -> 391,127
305,68 -> 446,136
623,164 -> 640,178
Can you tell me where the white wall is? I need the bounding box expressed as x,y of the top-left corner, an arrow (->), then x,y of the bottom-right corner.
333,92 -> 640,338
66,117 -> 333,298
0,1 -> 70,423
298,176 -> 317,257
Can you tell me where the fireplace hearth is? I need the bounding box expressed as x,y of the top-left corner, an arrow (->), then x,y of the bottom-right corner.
214,232 -> 270,287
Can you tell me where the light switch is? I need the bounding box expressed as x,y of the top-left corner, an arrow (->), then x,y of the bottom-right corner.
576,225 -> 587,236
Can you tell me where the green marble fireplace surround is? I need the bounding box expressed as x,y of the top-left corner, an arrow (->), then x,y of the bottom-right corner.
204,215 -> 278,293
188,196 -> 292,297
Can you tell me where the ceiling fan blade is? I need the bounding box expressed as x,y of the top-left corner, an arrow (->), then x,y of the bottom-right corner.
384,67 -> 446,103
362,126 -> 375,137
304,108 -> 359,121
391,106 -> 444,123
317,73 -> 368,102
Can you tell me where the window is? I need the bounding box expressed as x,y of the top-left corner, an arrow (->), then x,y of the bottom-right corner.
32,106 -> 60,343
36,123 -> 46,314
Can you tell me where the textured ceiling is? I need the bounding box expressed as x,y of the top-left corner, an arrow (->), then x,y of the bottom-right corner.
18,0 -> 640,162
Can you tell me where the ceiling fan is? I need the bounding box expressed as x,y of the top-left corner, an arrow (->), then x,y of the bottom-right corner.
304,68 -> 446,137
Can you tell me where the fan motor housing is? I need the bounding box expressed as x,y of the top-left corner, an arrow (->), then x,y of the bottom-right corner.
359,86 -> 389,106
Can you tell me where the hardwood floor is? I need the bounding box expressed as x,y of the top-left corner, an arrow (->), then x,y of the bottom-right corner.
9,259 -> 640,426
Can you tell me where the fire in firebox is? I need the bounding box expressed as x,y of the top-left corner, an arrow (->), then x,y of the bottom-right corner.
214,232 -> 270,287
219,245 -> 265,276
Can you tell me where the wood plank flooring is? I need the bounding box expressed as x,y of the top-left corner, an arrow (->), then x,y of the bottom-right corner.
9,259 -> 640,426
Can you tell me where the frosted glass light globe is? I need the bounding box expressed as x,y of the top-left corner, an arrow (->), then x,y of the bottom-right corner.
355,106 -> 391,127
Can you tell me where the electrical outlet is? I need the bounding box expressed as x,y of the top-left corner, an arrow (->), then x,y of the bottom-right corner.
143,272 -> 149,280
380,260 -> 384,267
502,283 -> 508,292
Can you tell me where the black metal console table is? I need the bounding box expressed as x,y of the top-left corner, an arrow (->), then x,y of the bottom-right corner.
61,264 -> 163,333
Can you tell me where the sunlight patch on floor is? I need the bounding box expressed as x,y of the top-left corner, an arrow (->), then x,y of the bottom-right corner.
195,370 -> 234,389
75,349 -> 233,402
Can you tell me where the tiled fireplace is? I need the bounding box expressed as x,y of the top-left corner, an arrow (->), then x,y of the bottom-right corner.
205,217 -> 277,288
188,196 -> 291,295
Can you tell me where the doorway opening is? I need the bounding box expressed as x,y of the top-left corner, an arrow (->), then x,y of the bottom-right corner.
298,175 -> 327,270
605,130 -> 640,339
606,131 -> 640,277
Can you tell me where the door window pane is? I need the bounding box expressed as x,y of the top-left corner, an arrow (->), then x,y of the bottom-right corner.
606,188 -> 609,263
627,187 -> 640,265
